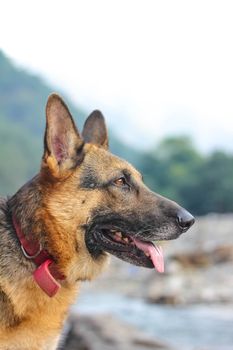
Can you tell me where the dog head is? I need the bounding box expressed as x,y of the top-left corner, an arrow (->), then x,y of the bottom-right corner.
40,94 -> 194,280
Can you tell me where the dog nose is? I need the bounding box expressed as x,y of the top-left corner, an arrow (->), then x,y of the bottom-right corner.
177,209 -> 195,231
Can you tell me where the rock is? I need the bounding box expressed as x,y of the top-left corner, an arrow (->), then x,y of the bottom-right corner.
170,245 -> 233,268
61,314 -> 174,350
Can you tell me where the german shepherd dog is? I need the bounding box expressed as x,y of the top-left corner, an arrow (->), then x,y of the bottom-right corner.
0,94 -> 194,349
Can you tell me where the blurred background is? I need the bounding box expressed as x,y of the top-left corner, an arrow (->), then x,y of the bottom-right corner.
0,1 -> 233,349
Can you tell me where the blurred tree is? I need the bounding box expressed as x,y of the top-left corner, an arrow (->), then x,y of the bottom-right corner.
188,151 -> 233,214
140,137 -> 203,209
141,139 -> 233,215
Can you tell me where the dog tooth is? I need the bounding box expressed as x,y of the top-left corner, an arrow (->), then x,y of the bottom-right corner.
114,232 -> 122,240
116,231 -> 122,237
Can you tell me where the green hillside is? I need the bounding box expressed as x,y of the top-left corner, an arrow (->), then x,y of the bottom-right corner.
0,51 -> 86,194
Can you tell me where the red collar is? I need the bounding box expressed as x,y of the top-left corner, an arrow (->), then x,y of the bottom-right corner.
12,216 -> 65,297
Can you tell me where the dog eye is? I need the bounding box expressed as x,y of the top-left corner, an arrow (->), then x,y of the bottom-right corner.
113,177 -> 127,187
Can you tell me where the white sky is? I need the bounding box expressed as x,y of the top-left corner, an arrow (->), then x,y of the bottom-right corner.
0,0 -> 233,152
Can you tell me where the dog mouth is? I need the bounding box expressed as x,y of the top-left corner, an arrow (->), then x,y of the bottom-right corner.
86,227 -> 164,273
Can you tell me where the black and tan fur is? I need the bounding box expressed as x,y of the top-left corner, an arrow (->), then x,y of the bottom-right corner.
0,94 -> 194,349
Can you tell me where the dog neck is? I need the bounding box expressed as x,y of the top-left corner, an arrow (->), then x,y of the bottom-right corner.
8,175 -> 42,240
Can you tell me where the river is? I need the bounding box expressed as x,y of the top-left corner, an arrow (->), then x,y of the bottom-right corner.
73,293 -> 233,350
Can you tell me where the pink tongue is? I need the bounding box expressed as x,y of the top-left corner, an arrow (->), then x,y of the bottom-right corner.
133,238 -> 164,273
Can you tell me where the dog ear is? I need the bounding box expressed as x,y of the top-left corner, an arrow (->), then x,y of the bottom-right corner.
82,110 -> 108,150
43,93 -> 84,177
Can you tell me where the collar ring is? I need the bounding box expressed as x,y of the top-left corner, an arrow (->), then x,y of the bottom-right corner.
21,243 -> 42,259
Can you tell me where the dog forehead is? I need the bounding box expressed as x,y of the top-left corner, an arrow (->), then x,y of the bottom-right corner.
79,146 -> 140,184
